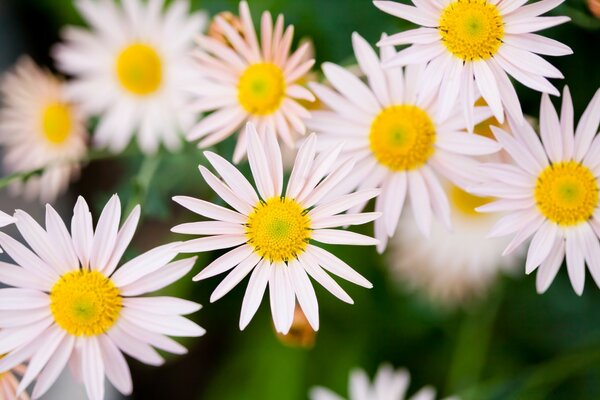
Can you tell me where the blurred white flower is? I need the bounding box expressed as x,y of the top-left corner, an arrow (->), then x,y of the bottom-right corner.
473,86 -> 600,295
307,33 -> 501,252
0,57 -> 88,202
53,0 -> 207,154
310,363 -> 456,400
0,364 -> 29,400
0,210 -> 15,228
173,123 -> 378,334
0,195 -> 204,399
374,0 -> 572,129
187,1 -> 315,163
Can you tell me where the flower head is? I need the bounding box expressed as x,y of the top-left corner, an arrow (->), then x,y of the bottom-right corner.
0,57 -> 88,202
187,1 -> 315,163
53,0 -> 207,154
0,195 -> 204,399
173,123 -> 379,334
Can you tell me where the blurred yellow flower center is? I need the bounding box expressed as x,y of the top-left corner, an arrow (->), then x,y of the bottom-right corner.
41,102 -> 72,144
246,197 -> 311,262
369,105 -> 436,171
535,162 -> 599,226
238,63 -> 286,115
439,0 -> 504,61
116,43 -> 162,95
50,270 -> 122,336
450,186 -> 492,217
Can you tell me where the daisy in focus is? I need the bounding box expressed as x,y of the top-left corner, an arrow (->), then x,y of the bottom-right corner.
173,123 -> 379,334
309,363 -> 454,400
53,0 -> 207,154
374,0 -> 572,129
389,184 -> 519,307
307,33 -> 501,251
187,1 -> 315,163
0,195 -> 204,400
0,57 -> 87,202
472,86 -> 600,295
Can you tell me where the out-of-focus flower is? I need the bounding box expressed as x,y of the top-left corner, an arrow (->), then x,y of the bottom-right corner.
187,1 -> 315,163
473,86 -> 600,295
173,123 -> 378,334
307,33 -> 501,252
389,184 -> 519,307
0,57 -> 87,202
0,195 -> 204,399
0,364 -> 29,399
374,0 -> 572,129
275,304 -> 316,348
310,363 -> 455,400
207,11 -> 245,45
0,211 -> 15,228
53,0 -> 207,154
588,0 -> 600,18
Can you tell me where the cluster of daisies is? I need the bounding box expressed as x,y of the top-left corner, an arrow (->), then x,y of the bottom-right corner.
0,0 -> 597,398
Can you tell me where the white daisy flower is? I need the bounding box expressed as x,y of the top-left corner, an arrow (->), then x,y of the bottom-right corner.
53,0 -> 207,154
389,184 -> 519,307
0,57 -> 88,202
0,195 -> 204,400
173,123 -> 379,334
374,0 -> 572,129
306,33 -> 501,251
472,86 -> 600,295
309,363 -> 455,400
187,1 -> 315,163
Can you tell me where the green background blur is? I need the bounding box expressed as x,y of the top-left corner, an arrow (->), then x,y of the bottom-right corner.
2,0 -> 600,399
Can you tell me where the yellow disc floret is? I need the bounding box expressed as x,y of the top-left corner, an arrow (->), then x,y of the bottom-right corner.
116,43 -> 163,95
439,0 -> 504,61
238,63 -> 286,116
369,105 -> 436,171
246,197 -> 311,262
535,161 -> 599,226
50,269 -> 122,336
450,185 -> 492,217
41,102 -> 73,145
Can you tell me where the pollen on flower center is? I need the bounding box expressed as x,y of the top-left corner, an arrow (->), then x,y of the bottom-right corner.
50,269 -> 122,336
535,161 -> 599,226
369,105 -> 436,171
116,43 -> 163,96
245,197 -> 311,262
238,62 -> 286,116
41,102 -> 73,145
450,185 -> 492,217
439,0 -> 504,61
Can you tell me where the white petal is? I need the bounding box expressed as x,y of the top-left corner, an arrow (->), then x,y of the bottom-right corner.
90,195 -> 121,273
307,245 -> 372,288
172,196 -> 246,224
268,263 -> 295,334
119,257 -> 196,296
239,260 -> 271,330
288,259 -> 319,331
111,243 -> 178,287
210,252 -> 261,302
97,335 -> 132,395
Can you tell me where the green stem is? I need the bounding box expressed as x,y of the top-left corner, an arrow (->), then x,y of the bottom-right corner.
125,153 -> 162,214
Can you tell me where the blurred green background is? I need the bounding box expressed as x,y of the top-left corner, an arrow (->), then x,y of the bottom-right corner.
2,0 -> 600,399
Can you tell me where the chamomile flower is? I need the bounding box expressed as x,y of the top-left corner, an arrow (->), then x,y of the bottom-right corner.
0,364 -> 29,400
0,195 -> 204,399
187,1 -> 315,163
389,184 -> 519,307
307,33 -> 501,251
374,0 -> 572,129
0,57 -> 87,202
472,86 -> 600,295
173,123 -> 379,334
53,0 -> 207,153
310,364 -> 453,400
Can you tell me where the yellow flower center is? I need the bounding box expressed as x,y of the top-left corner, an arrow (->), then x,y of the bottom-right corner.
535,162 -> 599,226
450,185 -> 492,217
238,63 -> 286,116
41,102 -> 73,145
369,105 -> 436,171
50,270 -> 122,336
439,0 -> 504,61
246,197 -> 311,262
116,43 -> 162,96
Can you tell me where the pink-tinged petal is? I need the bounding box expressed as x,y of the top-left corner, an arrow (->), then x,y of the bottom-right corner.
494,53 -> 559,95
123,297 -> 201,316
473,61 -> 504,123
116,319 -> 187,355
311,229 -> 378,246
296,145 -> 344,203
373,1 -> 438,26
204,152 -> 259,206
103,205 -> 140,277
437,58 -> 463,122
503,0 -> 563,18
300,252 -> 353,304
264,128 -> 284,196
45,205 -> 78,274
268,263 -> 295,334
498,0 -> 529,15
119,257 -> 196,296
535,234 -> 565,293
0,261 -> 50,291
309,189 -> 380,221
301,158 -> 356,209
352,32 -> 389,106
171,221 -> 245,236
286,133 -> 317,199
508,117 -> 549,169
421,166 -> 451,229
0,288 -> 49,310
246,124 -> 276,199
107,325 -> 164,366
81,337 -> 105,400
539,93 -> 563,162
565,228 -> 585,295
0,316 -> 53,355
437,131 -> 501,155
308,82 -> 372,124
288,259 -> 319,331
478,163 -> 535,187
199,166 -> 254,215
307,245 -> 372,288
408,171 -> 432,237
499,45 -> 563,78
210,252 -> 261,302
383,43 -> 445,68
71,196 -> 94,269
487,58 -> 523,123
110,243 -> 178,288
487,208 -> 539,237
377,27 -> 439,47
491,126 -> 543,176
560,86 -> 575,159
503,33 -> 572,56
381,173 -> 407,237
322,62 -> 380,114
97,335 -> 132,396
239,1 -> 260,59
31,335 -> 75,399
239,260 -> 271,330
502,214 -> 545,256
574,88 -> 600,162
172,196 -> 246,224
90,195 -> 121,273
525,220 -> 559,273
121,309 -> 205,337
504,16 -> 570,34
311,212 -> 381,230
177,235 -> 247,254
476,198 -> 535,213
